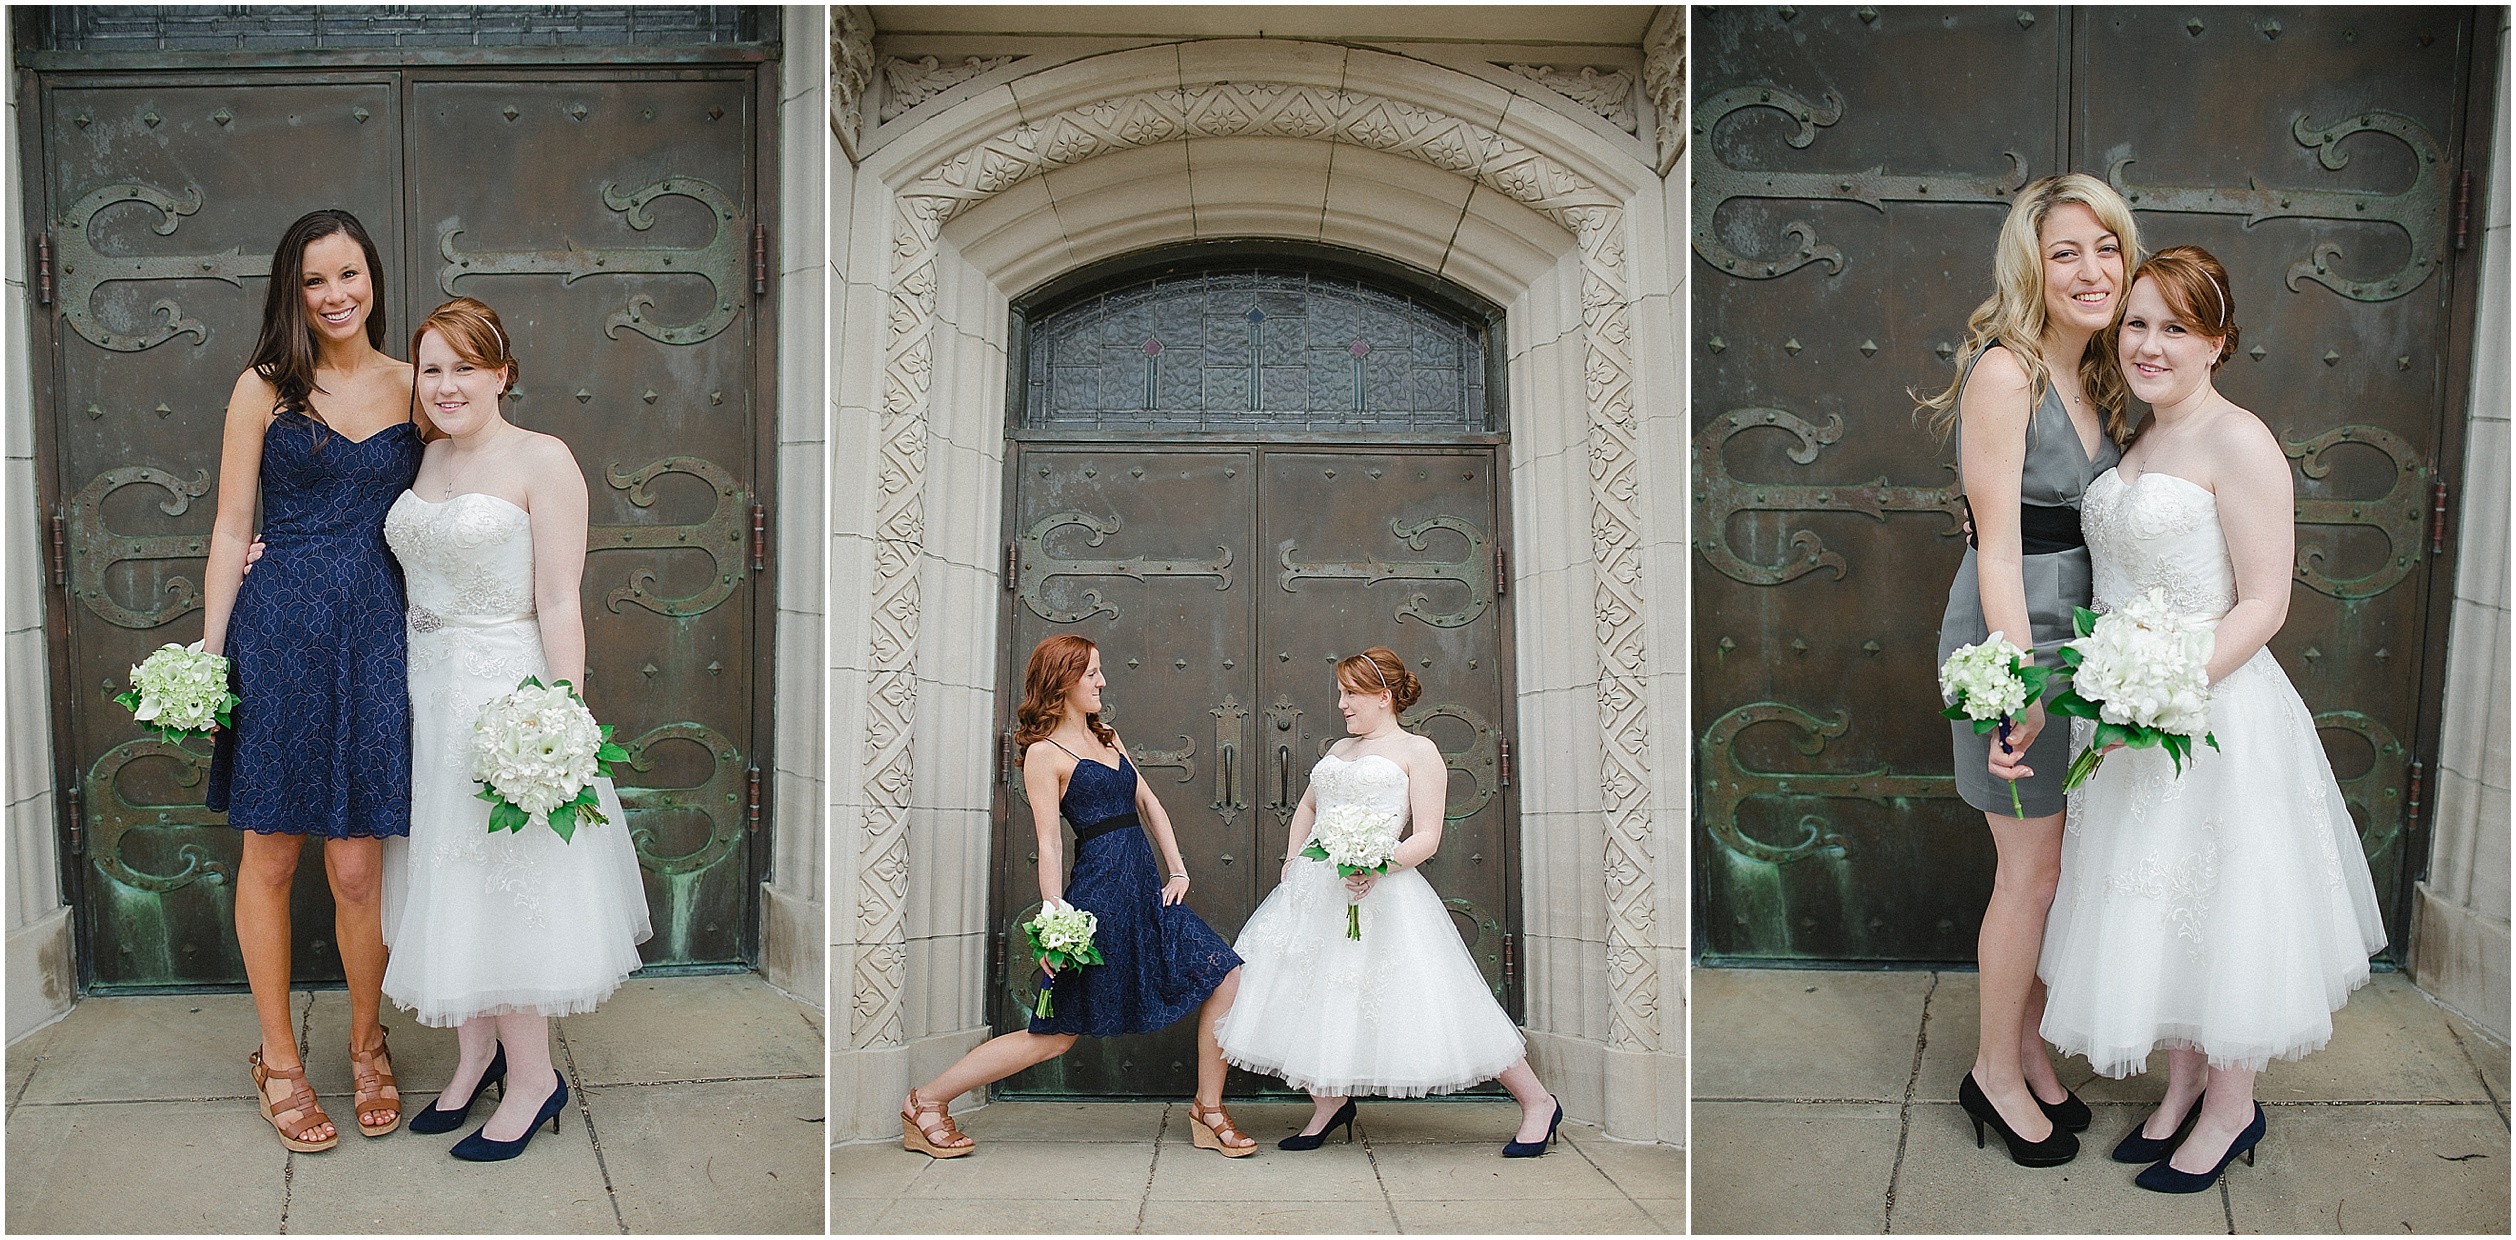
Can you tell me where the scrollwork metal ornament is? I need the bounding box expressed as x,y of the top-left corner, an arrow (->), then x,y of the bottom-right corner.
54,183 -> 251,351
1015,511 -> 1233,623
2284,425 -> 2430,598
1278,515 -> 1491,627
84,739 -> 231,893
2109,111 -> 2450,302
589,456 -> 751,616
1693,86 -> 2026,280
1398,701 -> 1504,821
440,177 -> 747,345
615,721 -> 748,876
66,466 -> 213,628
1694,407 -> 1963,585
2312,710 -> 2409,865
1699,702 -> 1957,865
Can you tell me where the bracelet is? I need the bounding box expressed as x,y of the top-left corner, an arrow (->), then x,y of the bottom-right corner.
1170,871 -> 1189,879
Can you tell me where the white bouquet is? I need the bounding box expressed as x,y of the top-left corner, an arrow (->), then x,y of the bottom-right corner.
1937,631 -> 2052,817
115,641 -> 238,742
2050,589 -> 2219,790
1021,899 -> 1103,1019
1299,802 -> 1403,940
470,677 -> 629,842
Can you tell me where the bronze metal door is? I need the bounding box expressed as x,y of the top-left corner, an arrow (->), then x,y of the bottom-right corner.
1694,6 -> 2486,962
992,444 -> 1516,1097
28,64 -> 774,988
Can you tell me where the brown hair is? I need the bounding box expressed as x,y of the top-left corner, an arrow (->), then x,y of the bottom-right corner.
249,209 -> 390,436
409,296 -> 519,441
1013,634 -> 1115,758
2119,245 -> 2240,370
1335,646 -> 1422,713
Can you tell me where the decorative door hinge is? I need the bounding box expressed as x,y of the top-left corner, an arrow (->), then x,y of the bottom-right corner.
2456,169 -> 2473,251
1501,931 -> 1515,986
1004,542 -> 1019,589
744,765 -> 762,832
1493,544 -> 1508,596
35,231 -> 52,307
990,926 -> 1007,986
1497,737 -> 1514,788
2405,759 -> 2425,830
750,502 -> 767,571
2430,480 -> 2450,555
49,511 -> 67,587
64,784 -> 84,856
998,731 -> 1015,786
751,223 -> 768,296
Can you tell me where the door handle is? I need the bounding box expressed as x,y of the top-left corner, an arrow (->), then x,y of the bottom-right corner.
1217,742 -> 1237,810
1277,745 -> 1291,809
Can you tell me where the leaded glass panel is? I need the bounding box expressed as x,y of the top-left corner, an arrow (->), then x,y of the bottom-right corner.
1023,269 -> 1490,434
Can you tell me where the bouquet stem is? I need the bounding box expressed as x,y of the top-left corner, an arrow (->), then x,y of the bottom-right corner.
2062,745 -> 2107,792
1345,903 -> 1361,941
1998,719 -> 2023,818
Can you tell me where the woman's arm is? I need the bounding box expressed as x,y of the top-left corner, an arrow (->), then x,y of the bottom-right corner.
1280,784 -> 1318,879
1958,347 -> 2041,657
1126,736 -> 1194,906
1020,743 -> 1068,905
522,437 -> 591,689
2200,413 -> 2294,683
200,371 -> 276,658
1390,738 -> 1447,869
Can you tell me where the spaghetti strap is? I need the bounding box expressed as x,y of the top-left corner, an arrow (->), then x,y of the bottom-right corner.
1043,737 -> 1084,760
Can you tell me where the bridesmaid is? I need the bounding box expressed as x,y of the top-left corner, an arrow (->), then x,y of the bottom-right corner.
900,635 -> 1253,1158
1915,173 -> 2138,1167
201,209 -> 423,1151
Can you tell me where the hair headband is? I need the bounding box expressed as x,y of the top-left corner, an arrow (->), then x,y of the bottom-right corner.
1363,654 -> 1392,695
487,318 -> 507,357
2204,271 -> 2228,325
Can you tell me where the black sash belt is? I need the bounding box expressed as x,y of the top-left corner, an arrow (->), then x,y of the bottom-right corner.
1963,496 -> 2086,556
1072,811 -> 1141,842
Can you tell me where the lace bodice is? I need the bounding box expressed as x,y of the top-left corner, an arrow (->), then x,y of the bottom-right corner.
383,492 -> 538,623
1311,752 -> 1412,826
2082,469 -> 2236,625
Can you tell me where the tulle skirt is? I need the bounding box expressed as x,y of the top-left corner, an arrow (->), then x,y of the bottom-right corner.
2040,649 -> 2387,1078
1218,859 -> 1524,1097
380,618 -> 652,1027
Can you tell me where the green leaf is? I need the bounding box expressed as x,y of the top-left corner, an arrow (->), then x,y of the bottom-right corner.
113,689 -> 142,712
547,804 -> 577,843
488,800 -> 528,834
2073,607 -> 2100,637
596,742 -> 631,764
518,676 -> 545,691
2203,732 -> 2221,752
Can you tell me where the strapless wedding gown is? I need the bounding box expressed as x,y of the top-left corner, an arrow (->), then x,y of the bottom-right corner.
2039,468 -> 2386,1078
1216,752 -> 1525,1096
378,491 -> 652,1026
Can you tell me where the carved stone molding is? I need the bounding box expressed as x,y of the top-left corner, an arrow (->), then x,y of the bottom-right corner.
1501,63 -> 1639,136
831,6 -> 875,161
879,54 -> 1019,124
858,73 -> 1663,1054
1644,10 -> 1684,175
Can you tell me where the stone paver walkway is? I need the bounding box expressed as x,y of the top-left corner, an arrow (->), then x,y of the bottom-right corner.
1693,968 -> 2510,1235
6,972 -> 823,1234
832,1098 -> 1681,1234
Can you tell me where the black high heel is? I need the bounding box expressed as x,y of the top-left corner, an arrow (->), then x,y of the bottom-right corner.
2135,1103 -> 2264,1193
1278,1098 -> 1358,1151
2037,1085 -> 2092,1133
448,1073 -> 567,1162
2112,1092 -> 2203,1164
408,1044 -> 508,1135
1958,1072 -> 2078,1167
1501,1096 -> 1562,1158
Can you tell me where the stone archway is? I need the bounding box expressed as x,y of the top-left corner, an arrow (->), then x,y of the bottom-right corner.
832,36 -> 1682,1142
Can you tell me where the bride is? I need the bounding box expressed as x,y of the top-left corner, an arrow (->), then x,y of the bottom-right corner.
378,296 -> 654,1160
1217,646 -> 1562,1155
2037,247 -> 2387,1192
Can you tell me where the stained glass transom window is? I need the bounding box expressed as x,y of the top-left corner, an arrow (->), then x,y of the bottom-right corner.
1023,268 -> 1490,434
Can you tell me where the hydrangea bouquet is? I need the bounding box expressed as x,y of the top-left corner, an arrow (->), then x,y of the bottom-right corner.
1022,899 -> 1103,1018
471,677 -> 629,842
1300,802 -> 1403,940
114,641 -> 239,742
1937,631 -> 2054,818
2049,589 -> 2219,791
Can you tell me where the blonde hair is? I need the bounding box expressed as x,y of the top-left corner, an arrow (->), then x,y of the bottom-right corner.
1915,173 -> 2142,443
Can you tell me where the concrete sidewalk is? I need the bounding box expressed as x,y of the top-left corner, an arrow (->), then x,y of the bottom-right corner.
832,1098 -> 1682,1234
1693,968 -> 2510,1235
6,972 -> 824,1234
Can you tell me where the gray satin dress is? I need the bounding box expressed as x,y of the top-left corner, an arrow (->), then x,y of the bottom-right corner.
1936,347 -> 2120,817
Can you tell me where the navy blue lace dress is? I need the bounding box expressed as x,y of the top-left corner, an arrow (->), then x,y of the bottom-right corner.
1029,746 -> 1242,1037
207,411 -> 421,838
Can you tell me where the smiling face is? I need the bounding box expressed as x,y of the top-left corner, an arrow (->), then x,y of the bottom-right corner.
2038,202 -> 2125,337
299,231 -> 373,346
2116,275 -> 2224,408
414,328 -> 511,440
1337,677 -> 1394,735
1064,649 -> 1106,720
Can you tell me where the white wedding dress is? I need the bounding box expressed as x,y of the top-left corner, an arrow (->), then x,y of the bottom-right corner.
379,492 -> 652,1027
1217,752 -> 1525,1096
2039,468 -> 2386,1078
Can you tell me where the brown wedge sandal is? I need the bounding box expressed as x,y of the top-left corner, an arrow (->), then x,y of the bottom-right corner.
350,1027 -> 402,1136
901,1088 -> 976,1158
250,1049 -> 340,1152
1188,1100 -> 1258,1157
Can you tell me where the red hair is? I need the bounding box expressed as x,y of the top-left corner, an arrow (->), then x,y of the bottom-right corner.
1013,634 -> 1114,758
2124,246 -> 2240,369
410,296 -> 519,440
1335,646 -> 1421,712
